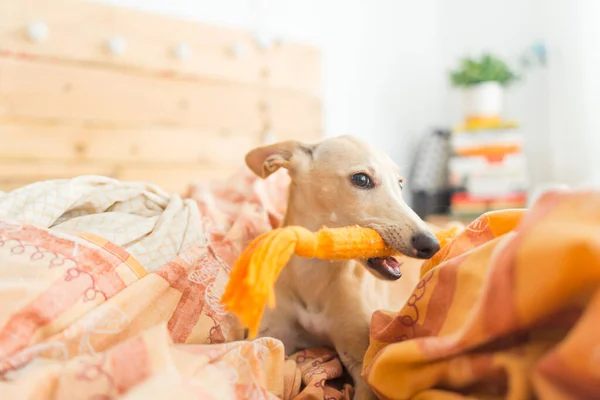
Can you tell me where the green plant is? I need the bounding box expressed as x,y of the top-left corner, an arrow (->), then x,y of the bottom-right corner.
449,53 -> 519,87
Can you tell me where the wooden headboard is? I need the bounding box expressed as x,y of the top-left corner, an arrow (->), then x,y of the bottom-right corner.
0,0 -> 321,192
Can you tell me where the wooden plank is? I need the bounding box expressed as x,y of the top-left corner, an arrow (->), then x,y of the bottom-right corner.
0,161 -> 117,182
0,0 -> 320,95
0,160 -> 237,194
0,182 -> 37,193
116,165 -> 237,193
0,57 -> 322,137
0,124 -> 257,165
265,48 -> 321,97
0,56 -> 260,131
0,122 -> 322,164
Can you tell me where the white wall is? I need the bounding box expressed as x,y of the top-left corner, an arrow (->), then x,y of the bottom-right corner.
97,0 -> 446,176
538,0 -> 600,187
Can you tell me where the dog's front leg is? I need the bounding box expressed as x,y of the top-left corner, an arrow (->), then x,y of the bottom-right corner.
257,302 -> 306,355
332,321 -> 377,400
338,346 -> 376,400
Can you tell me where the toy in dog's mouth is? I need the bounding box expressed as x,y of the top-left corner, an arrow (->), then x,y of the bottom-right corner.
366,256 -> 403,280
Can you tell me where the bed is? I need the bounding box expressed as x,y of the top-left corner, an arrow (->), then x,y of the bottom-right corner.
0,0 -> 322,193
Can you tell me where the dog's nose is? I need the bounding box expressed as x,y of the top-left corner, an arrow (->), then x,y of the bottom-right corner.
411,232 -> 440,259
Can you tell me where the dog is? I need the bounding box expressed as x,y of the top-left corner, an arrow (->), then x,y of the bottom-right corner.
245,135 -> 440,399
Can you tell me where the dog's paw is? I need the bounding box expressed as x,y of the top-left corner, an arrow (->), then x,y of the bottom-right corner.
352,381 -> 378,400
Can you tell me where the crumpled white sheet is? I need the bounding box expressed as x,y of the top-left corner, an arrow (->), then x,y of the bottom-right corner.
0,175 -> 204,272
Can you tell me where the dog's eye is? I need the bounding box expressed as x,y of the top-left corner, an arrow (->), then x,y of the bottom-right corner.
351,173 -> 374,189
399,180 -> 404,190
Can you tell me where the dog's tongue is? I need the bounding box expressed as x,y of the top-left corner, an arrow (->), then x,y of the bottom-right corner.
368,256 -> 402,279
385,256 -> 400,269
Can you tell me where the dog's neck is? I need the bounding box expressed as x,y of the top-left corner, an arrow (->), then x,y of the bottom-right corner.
282,182 -> 347,230
281,184 -> 323,231
278,185 -> 366,307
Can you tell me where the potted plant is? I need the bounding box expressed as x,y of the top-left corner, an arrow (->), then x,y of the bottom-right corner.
449,53 -> 519,122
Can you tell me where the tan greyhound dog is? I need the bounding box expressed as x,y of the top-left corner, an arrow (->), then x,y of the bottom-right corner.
245,135 -> 440,399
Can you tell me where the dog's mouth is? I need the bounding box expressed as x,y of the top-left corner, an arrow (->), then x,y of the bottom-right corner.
365,256 -> 403,280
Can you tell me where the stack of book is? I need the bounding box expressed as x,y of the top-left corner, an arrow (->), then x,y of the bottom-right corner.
448,121 -> 528,218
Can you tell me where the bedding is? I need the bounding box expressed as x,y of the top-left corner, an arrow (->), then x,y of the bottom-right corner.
0,171 -> 352,399
364,191 -> 600,399
1,171 -> 599,400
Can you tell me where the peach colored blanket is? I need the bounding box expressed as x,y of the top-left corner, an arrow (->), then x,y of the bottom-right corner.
0,172 -> 353,400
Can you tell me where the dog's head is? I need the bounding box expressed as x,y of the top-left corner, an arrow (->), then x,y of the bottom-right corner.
245,135 -> 439,281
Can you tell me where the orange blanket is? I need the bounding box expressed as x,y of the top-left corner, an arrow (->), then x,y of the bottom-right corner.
364,190 -> 600,399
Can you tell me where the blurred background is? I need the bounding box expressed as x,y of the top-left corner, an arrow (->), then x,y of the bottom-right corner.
1,0 -> 599,223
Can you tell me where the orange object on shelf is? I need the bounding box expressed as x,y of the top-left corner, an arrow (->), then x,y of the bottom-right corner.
452,192 -> 527,203
455,143 -> 522,161
451,192 -> 527,217
453,119 -> 519,133
466,115 -> 501,126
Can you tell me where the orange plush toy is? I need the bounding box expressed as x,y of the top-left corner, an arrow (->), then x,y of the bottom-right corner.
221,225 -> 459,337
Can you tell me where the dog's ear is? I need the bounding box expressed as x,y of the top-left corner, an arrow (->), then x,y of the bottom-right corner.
245,140 -> 314,178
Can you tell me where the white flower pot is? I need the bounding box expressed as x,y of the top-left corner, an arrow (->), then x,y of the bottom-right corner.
462,82 -> 504,118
